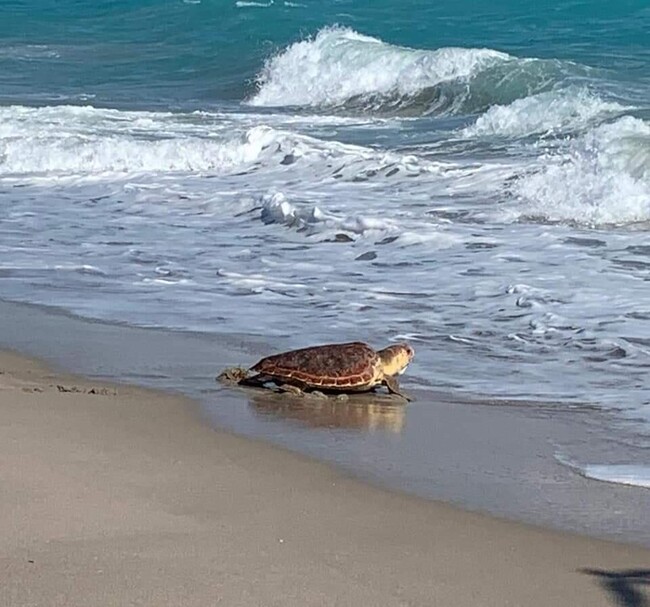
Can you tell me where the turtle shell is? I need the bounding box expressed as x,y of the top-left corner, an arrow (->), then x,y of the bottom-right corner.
251,341 -> 380,389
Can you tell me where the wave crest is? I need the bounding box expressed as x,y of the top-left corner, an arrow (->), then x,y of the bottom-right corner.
249,27 -> 509,111
462,88 -> 626,138
248,26 -> 588,116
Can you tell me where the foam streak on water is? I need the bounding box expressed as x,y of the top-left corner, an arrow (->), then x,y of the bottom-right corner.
580,465 -> 650,489
1,19 -> 650,486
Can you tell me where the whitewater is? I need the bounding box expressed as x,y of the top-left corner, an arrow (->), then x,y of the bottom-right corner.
1,5 -> 650,493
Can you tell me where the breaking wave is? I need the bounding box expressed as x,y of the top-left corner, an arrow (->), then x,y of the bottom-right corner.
0,105 -> 266,176
510,116 -> 650,226
249,26 -> 590,116
462,88 -> 627,138
0,104 -> 445,180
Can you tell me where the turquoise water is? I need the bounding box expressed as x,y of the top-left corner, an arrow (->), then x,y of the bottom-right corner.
1,0 -> 648,106
1,1 -> 650,487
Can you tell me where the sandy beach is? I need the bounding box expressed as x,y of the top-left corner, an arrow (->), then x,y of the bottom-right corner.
3,0 -> 650,604
1,348 -> 648,607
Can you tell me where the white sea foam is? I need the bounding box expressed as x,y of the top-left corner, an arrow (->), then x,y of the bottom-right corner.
235,0 -> 273,6
0,126 -> 292,177
579,465 -> 650,489
0,106 -> 342,177
555,452 -> 650,489
259,191 -> 399,236
511,116 -> 650,226
0,44 -> 60,60
249,26 -> 510,108
462,88 -> 626,138
258,191 -> 459,247
0,105 -> 438,180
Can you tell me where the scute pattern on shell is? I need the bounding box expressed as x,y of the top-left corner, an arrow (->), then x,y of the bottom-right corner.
251,341 -> 379,388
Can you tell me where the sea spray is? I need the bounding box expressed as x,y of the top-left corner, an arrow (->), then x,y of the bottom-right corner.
511,116 -> 650,226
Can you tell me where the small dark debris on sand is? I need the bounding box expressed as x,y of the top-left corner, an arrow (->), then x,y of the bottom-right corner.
56,385 -> 116,396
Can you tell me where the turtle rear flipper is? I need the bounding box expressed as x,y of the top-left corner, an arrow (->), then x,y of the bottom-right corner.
237,371 -> 310,397
238,373 -> 274,388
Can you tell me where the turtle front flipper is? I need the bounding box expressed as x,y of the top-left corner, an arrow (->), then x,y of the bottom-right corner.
383,376 -> 411,401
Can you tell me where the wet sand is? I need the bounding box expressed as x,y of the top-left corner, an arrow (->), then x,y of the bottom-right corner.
1,349 -> 649,606
2,299 -> 650,549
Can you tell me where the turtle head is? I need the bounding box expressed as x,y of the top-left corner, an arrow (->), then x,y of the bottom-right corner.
378,343 -> 414,377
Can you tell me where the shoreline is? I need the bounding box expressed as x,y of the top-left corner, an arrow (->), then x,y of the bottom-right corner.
1,298 -> 650,549
2,347 -> 650,606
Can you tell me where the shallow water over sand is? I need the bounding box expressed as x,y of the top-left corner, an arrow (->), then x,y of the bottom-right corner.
2,300 -> 649,546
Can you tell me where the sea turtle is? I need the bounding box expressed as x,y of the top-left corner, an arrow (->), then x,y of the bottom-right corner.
239,341 -> 414,400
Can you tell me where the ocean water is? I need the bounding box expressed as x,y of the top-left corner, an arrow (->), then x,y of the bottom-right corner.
1,1 -> 649,486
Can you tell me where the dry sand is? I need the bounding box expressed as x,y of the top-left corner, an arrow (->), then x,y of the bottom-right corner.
1,349 -> 648,607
